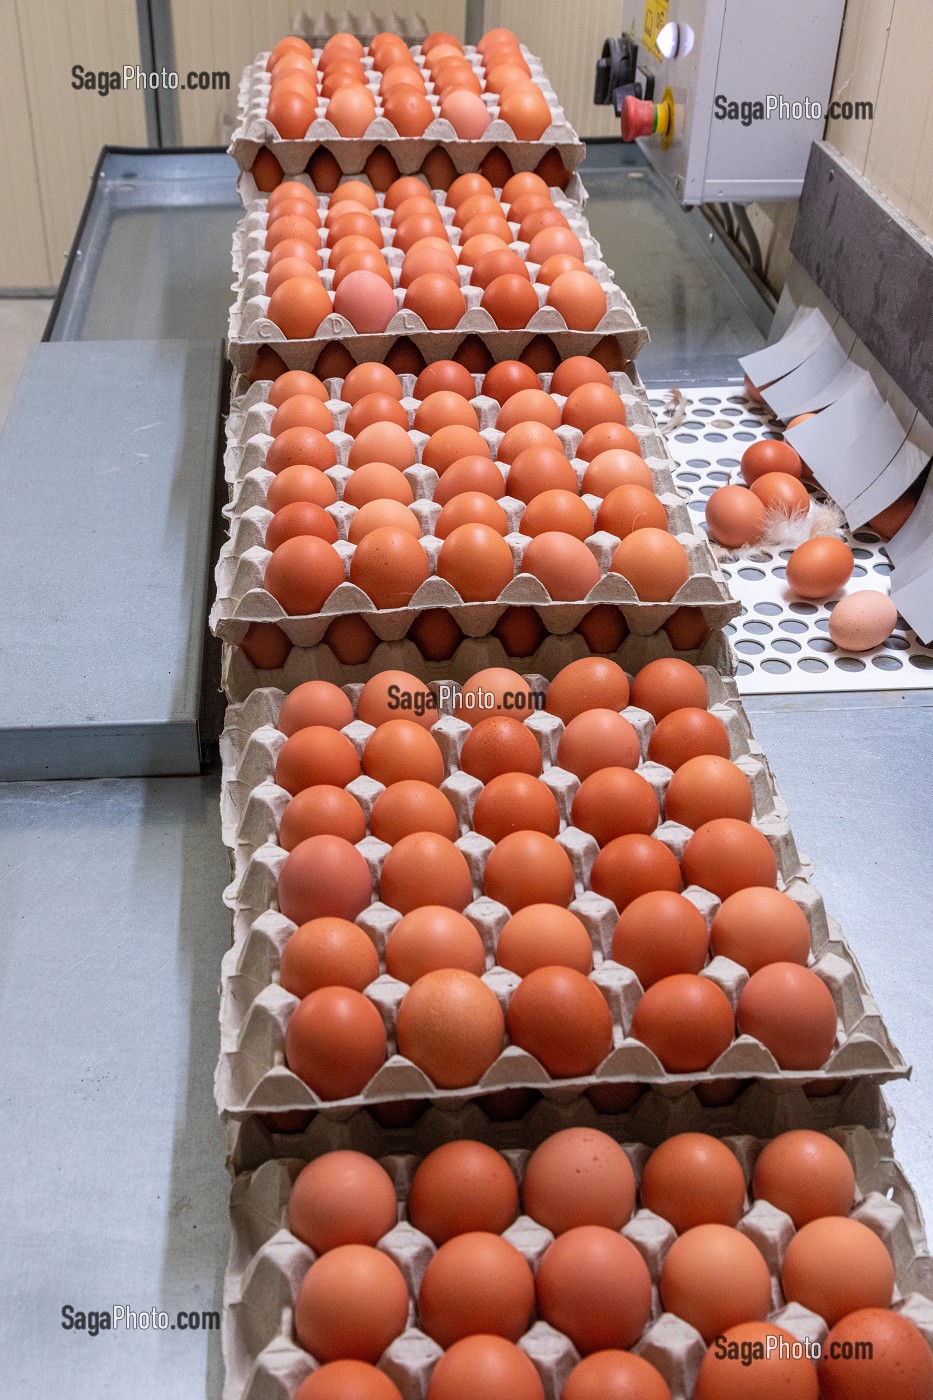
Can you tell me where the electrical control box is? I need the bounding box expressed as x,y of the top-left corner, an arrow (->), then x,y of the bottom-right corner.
618,0 -> 846,203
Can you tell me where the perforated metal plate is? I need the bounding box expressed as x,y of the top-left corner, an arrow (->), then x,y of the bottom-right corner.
653,385 -> 933,694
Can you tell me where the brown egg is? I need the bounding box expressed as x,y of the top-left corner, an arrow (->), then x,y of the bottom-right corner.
665,605 -> 711,651
413,364 -> 474,403
752,1130 -> 855,1227
308,149 -> 343,193
711,886 -> 811,973
647,707 -> 730,769
612,890 -> 709,986
461,719 -> 541,783
277,780 -> 364,847
397,969 -> 504,1087
549,360 -> 610,399
741,438 -> 803,482
344,392 -> 407,437
266,501 -> 338,552
507,966 -> 612,1075
384,906 -> 485,983
267,425 -> 338,475
681,818 -> 777,898
641,1134 -> 747,1232
694,1322 -> 819,1399
327,209 -> 383,249
562,1352 -> 672,1400
267,90 -> 317,138
501,171 -> 547,203
437,523 -> 514,600
630,658 -> 708,720
278,679 -> 353,734
268,278 -> 333,338
557,709 -> 640,778
370,781 -> 458,845
498,905 -> 593,976
349,527 -> 430,608
343,462 -> 414,509
481,275 -> 540,330
280,917 -> 378,995
265,535 -> 345,614
400,246 -> 459,287
522,532 -> 601,600
482,360 -> 539,403
275,726 -> 360,793
546,656 -> 630,721
452,192 -> 501,229
325,613 -> 378,663
436,491 -> 509,537
408,1141 -> 519,1244
384,87 -> 434,134
288,1150 -> 397,1253
348,421 -> 416,471
252,148 -> 284,193
348,500 -> 420,545
458,667 -> 539,720
341,365 -> 403,408
473,773 -> 558,843
591,832 -> 682,909
268,368 -> 327,407
479,145 -> 514,186
783,1217 -> 895,1325
294,1363 -> 403,1400
597,484 -> 667,539
580,450 -> 649,497
631,972 -> 735,1070
403,274 -> 467,328
239,620 -> 291,670
414,391 -> 479,436
786,536 -> 854,598
546,271 -> 608,331
419,1232 -> 535,1347
493,605 -> 548,656
363,719 -> 444,786
820,1309 -> 933,1398
385,176 -> 431,210
705,484 -> 766,547
750,470 -> 810,517
507,446 -> 578,501
661,1224 -> 772,1342
612,528 -> 690,601
529,227 -> 586,264
440,88 -> 492,138
294,1242 -> 408,1359
328,234 -> 381,272
485,831 -> 574,910
326,85 -> 377,136
423,425 -> 491,473
434,455 -> 504,504
737,963 -> 837,1070
285,987 -> 386,1100
537,253 -> 585,286
578,421 -> 642,460
498,420 -> 563,463
408,609 -> 464,660
523,1128 -> 635,1234
497,387 -> 561,431
536,1225 -> 652,1353
266,257 -> 323,295
278,834 -> 372,923
458,232 -> 508,266
461,212 -> 513,244
470,248 -> 529,291
521,490 -> 593,539
665,755 -> 754,828
381,832 -> 472,912
331,179 -> 378,210
577,604 -> 627,653
358,670 -> 436,728
426,1336 -> 544,1400
454,334 -> 495,374
572,768 -> 659,845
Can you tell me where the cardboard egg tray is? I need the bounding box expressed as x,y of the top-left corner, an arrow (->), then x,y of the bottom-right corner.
211,375 -> 738,647
229,43 -> 585,182
236,164 -> 588,209
221,1106 -> 933,1400
213,667 -> 907,1118
232,187 -> 616,307
220,626 -> 735,706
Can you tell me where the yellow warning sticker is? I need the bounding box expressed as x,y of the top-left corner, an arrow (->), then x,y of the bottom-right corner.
642,0 -> 670,60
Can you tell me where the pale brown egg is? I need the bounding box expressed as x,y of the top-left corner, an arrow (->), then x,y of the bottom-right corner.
630,973 -> 735,1071
782,1216 -> 895,1325
819,1309 -> 933,1398
285,987 -> 386,1100
557,709 -> 640,778
408,1140 -> 519,1244
419,1232 -> 535,1346
293,1243 -> 408,1360
752,1130 -> 855,1227
472,772 -> 559,841
426,1336 -> 544,1400
384,906 -> 485,983
358,670 -> 436,728
536,1225 -> 652,1352
288,1150 -> 397,1253
484,831 -> 574,909
369,780 -> 458,845
343,462 -> 414,508
828,590 -> 898,650
612,528 -> 690,601
396,969 -> 504,1087
661,1223 -> 772,1341
348,527 -> 430,608
681,818 -> 777,898
347,499 -> 420,544
640,1133 -> 747,1232
348,421 -> 417,471
546,656 -> 630,721
612,890 -> 710,986
694,1322 -> 819,1400
362,718 -> 444,786
437,523 -> 514,600
705,484 -> 766,547
279,786 -> 366,848
710,886 -> 811,973
326,85 -> 377,137
381,832 -> 472,912
497,905 -> 593,976
522,1128 -> 635,1233
280,916 -> 378,995
522,531 -> 601,600
630,658 -> 708,719
737,962 -> 837,1070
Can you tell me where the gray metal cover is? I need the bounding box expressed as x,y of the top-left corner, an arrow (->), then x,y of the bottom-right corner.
0,339 -> 221,780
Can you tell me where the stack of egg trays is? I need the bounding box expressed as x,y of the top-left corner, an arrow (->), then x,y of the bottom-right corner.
211,369 -> 739,649
227,184 -> 647,370
229,41 -> 585,187
221,1085 -> 933,1400
213,665 -> 907,1119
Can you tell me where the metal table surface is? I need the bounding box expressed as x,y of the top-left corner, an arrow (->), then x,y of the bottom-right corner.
1,147 -> 931,1399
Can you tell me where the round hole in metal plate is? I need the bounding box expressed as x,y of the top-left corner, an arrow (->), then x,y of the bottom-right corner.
789,601 -> 818,614
675,433 -> 698,442
744,620 -> 773,634
734,431 -> 756,440
723,407 -> 742,416
738,567 -> 765,580
814,617 -> 830,631
852,565 -> 867,578
686,458 -> 709,468
873,562 -> 893,575
887,635 -> 909,650
716,457 -> 740,469
852,548 -> 872,559
761,659 -> 791,674
779,619 -> 808,634
689,500 -> 705,512
754,601 -> 782,615
734,639 -> 764,654
704,432 -> 728,442
736,661 -> 754,676
834,656 -> 866,672
699,483 -> 718,495
723,623 -> 737,636
872,655 -> 902,670
909,653 -> 933,669
773,566 -> 787,579
772,638 -> 801,653
854,531 -> 876,543
809,637 -> 837,652
694,408 -> 714,417
798,657 -> 828,673
699,396 -> 719,405
679,471 -> 699,481
740,419 -> 762,428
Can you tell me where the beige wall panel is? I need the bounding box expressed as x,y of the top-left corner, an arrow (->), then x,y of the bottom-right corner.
16,0 -> 148,282
482,0 -> 619,139
861,0 -> 929,229
0,4 -> 52,286
825,0 -> 894,172
172,1 -> 467,145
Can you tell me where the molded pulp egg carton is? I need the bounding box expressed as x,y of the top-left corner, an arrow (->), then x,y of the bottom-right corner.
212,375 -> 738,647
221,627 -> 735,705
221,1113 -> 933,1400
229,43 -> 585,181
227,195 -> 647,371
213,667 -> 907,1118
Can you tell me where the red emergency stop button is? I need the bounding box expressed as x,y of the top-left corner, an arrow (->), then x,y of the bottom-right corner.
620,94 -> 672,142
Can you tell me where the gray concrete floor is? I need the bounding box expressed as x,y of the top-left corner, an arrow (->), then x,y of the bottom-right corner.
0,299 -> 53,427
